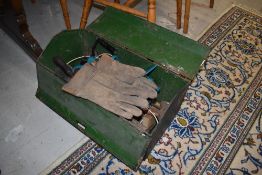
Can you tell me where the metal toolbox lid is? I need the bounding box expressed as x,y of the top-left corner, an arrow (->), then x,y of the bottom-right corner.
87,7 -> 210,81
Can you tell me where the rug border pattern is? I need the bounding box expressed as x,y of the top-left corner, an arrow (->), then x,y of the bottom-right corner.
219,98 -> 262,174
192,6 -> 262,174
191,68 -> 262,174
48,139 -> 108,175
199,6 -> 262,48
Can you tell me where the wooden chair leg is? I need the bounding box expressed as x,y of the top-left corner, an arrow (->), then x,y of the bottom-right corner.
95,0 -> 146,18
10,0 -> 24,14
210,0 -> 214,8
9,0 -> 43,58
123,0 -> 137,7
183,0 -> 191,34
59,0 -> 71,30
114,0 -> 120,3
80,0 -> 93,29
176,0 -> 182,29
147,0 -> 156,23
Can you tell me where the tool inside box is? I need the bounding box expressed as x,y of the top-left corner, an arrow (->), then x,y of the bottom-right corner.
44,31 -> 188,136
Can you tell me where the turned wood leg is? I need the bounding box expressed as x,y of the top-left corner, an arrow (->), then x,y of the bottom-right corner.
183,0 -> 191,34
210,0 -> 214,8
176,0 -> 182,29
123,0 -> 136,7
59,0 -> 71,30
80,0 -> 93,29
0,0 -> 43,60
10,0 -> 27,34
10,0 -> 25,16
148,0 -> 156,23
10,0 -> 24,14
95,0 -> 147,18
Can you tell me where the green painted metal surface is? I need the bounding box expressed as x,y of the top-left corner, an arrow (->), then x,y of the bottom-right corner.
36,66 -> 149,168
36,7 -> 210,170
88,7 -> 210,81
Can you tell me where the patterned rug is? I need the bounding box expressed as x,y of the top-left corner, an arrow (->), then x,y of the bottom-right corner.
45,6 -> 262,175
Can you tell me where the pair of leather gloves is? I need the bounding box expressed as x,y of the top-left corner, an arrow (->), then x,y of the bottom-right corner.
62,54 -> 158,119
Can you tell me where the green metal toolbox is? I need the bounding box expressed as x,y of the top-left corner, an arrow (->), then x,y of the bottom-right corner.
36,7 -> 210,170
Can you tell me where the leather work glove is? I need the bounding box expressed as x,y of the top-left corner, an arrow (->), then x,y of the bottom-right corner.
97,54 -> 158,87
62,63 -> 150,119
93,70 -> 157,99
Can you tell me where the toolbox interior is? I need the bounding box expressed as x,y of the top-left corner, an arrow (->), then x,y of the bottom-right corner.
38,30 -> 188,136
40,30 -> 188,103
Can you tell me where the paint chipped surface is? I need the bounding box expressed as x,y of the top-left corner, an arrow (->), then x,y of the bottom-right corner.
177,66 -> 185,72
166,63 -> 185,73
5,125 -> 24,143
